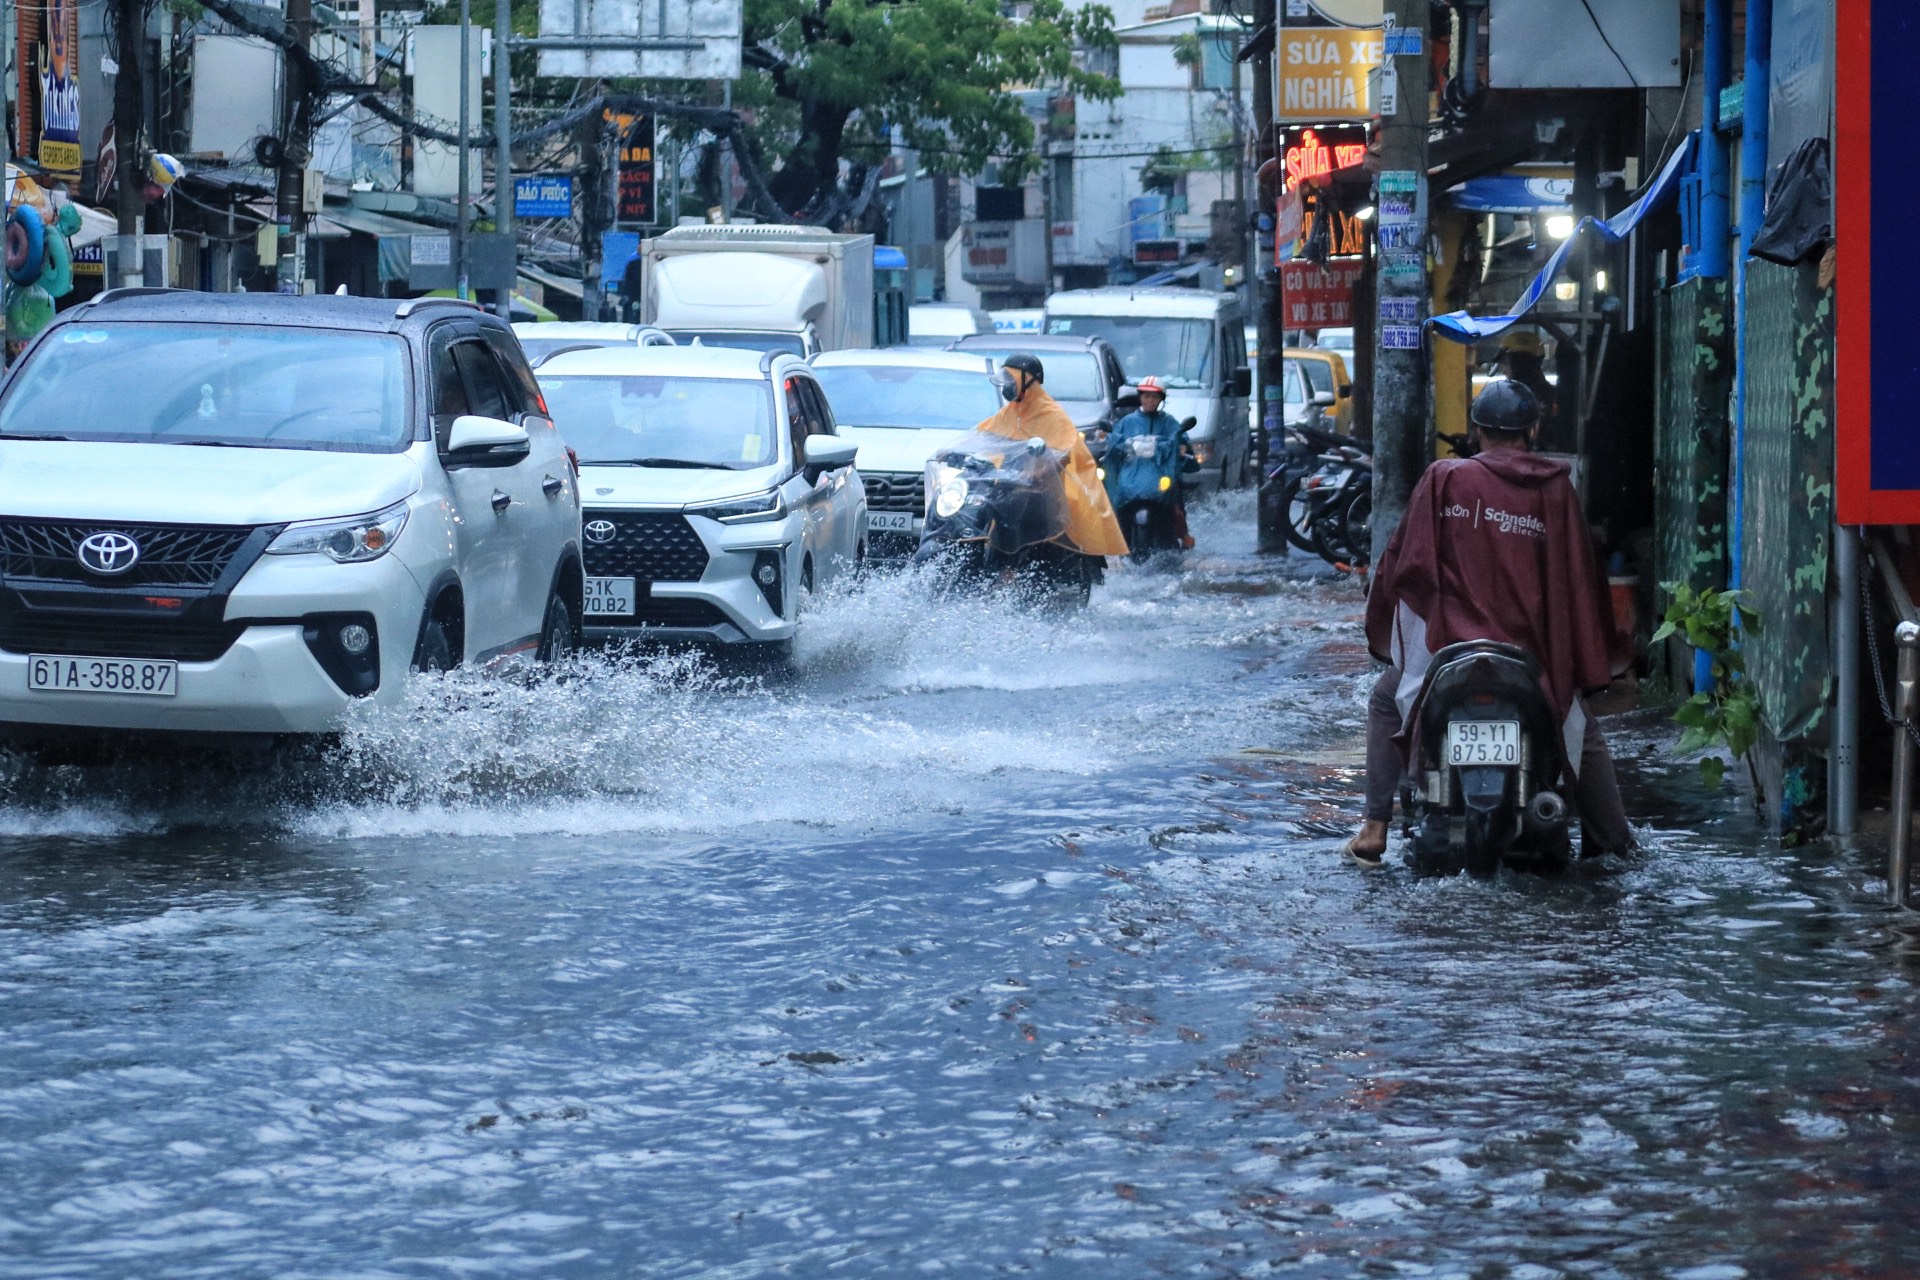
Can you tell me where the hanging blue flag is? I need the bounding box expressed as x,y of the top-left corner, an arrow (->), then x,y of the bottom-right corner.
1428,135 -> 1698,345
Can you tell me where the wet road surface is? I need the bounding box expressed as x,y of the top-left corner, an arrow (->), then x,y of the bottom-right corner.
3,492 -> 1919,1278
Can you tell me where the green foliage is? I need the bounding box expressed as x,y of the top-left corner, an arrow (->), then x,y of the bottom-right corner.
742,0 -> 1119,206
1653,582 -> 1761,788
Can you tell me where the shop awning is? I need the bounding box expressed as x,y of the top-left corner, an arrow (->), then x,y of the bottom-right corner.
1429,135 -> 1694,345
1447,171 -> 1573,215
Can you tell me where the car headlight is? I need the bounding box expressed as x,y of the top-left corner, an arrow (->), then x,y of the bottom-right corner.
691,488 -> 787,524
934,478 -> 969,518
267,500 -> 409,563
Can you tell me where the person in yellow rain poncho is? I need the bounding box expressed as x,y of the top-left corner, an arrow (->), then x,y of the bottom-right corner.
975,354 -> 1129,557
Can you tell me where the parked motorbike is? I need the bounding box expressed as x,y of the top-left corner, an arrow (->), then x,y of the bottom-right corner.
1104,415 -> 1199,562
914,430 -> 1104,605
1401,641 -> 1572,876
1261,422 -> 1369,562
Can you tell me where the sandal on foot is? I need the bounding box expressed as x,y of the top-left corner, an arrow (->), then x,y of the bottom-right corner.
1342,836 -> 1385,869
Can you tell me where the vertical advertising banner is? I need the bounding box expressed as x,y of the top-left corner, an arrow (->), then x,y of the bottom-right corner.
1276,0 -> 1383,122
1837,0 -> 1917,522
615,113 -> 656,225
37,0 -> 82,180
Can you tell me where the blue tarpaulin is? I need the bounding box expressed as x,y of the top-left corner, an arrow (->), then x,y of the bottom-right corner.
1429,135 -> 1696,345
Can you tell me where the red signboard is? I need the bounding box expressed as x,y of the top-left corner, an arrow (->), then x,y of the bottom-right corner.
1281,259 -> 1363,329
1283,126 -> 1368,189
1837,0 -> 1917,522
613,113 -> 655,224
1290,128 -> 1367,189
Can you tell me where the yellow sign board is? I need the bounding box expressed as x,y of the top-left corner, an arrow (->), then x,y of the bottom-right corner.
1277,27 -> 1384,120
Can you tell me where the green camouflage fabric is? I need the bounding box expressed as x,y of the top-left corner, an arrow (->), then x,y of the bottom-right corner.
1654,278 -> 1732,605
1740,258 -> 1834,743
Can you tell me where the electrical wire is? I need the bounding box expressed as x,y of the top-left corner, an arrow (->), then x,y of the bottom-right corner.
1578,0 -> 1639,88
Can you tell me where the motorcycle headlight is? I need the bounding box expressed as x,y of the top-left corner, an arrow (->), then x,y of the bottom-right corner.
1158,475 -> 1173,492
267,500 -> 409,563
934,478 -> 969,519
691,488 -> 787,524
1191,440 -> 1213,465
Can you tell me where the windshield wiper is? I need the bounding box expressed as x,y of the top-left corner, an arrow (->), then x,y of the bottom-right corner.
0,433 -> 71,441
583,457 -> 735,469
163,438 -> 253,447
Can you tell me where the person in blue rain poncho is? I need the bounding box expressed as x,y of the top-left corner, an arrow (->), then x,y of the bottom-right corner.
1102,376 -> 1197,548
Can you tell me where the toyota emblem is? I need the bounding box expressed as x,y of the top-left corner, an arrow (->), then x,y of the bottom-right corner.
584,520 -> 616,544
76,531 -> 141,576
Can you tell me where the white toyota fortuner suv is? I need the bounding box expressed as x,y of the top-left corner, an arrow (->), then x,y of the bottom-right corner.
0,290 -> 583,739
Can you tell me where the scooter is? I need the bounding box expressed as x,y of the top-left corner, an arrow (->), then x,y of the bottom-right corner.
1105,417 -> 1199,562
1401,640 -> 1572,876
914,430 -> 1104,606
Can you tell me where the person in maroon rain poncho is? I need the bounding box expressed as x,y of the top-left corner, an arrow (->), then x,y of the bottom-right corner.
1346,378 -> 1633,867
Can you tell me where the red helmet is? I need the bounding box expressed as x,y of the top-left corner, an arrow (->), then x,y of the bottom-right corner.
1137,376 -> 1166,395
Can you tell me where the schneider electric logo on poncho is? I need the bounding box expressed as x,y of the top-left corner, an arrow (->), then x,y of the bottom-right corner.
1443,502 -> 1546,539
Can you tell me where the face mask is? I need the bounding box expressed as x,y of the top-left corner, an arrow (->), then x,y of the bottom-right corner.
996,370 -> 1022,403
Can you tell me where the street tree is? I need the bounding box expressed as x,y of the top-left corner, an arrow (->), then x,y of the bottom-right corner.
739,0 -> 1120,220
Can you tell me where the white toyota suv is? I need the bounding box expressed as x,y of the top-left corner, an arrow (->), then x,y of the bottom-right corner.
0,291 -> 583,739
536,345 -> 863,655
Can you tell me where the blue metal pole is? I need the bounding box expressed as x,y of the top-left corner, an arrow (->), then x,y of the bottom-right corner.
1730,0 -> 1773,595
1686,0 -> 1736,695
1688,0 -> 1733,281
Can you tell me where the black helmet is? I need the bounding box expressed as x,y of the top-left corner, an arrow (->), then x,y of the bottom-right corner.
1470,377 -> 1541,434
1001,353 -> 1044,383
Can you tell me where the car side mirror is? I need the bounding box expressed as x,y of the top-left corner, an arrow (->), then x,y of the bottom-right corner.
1115,387 -> 1142,411
1229,366 -> 1252,398
1312,390 -> 1337,407
443,414 -> 531,468
803,434 -> 857,483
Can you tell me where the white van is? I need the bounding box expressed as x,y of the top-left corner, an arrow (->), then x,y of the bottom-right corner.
1042,288 -> 1253,489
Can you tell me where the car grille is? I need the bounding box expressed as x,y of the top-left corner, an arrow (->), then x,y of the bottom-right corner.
863,472 -> 925,514
582,511 -> 710,583
0,610 -> 247,662
0,519 -> 259,588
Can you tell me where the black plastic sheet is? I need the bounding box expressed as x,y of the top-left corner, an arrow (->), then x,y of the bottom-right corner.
1751,137 -> 1832,268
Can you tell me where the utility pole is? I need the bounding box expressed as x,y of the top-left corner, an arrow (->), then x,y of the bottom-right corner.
493,0 -> 514,318
1368,0 -> 1432,566
112,0 -> 146,287
1251,0 -> 1282,552
577,111 -> 607,320
276,0 -> 314,292
454,0 -> 471,300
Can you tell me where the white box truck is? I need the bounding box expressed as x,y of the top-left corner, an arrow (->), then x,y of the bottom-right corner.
635,225 -> 876,357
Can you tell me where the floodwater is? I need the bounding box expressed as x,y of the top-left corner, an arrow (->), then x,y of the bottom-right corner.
2,491 -> 1917,1278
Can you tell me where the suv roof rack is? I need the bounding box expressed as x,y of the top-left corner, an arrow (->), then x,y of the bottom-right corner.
394,297 -> 482,319
87,287 -> 189,308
